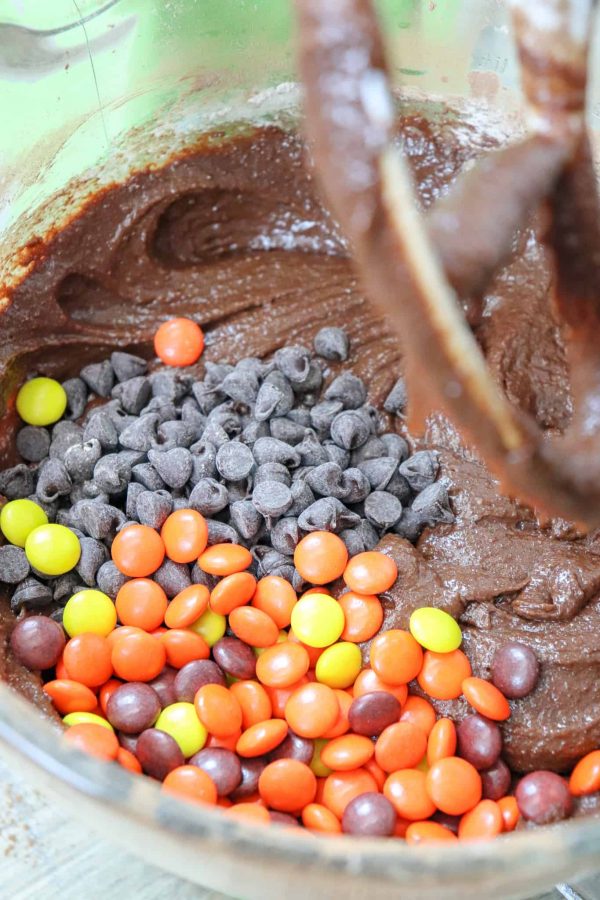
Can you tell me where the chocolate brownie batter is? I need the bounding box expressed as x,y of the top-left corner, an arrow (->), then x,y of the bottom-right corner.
1,105 -> 600,777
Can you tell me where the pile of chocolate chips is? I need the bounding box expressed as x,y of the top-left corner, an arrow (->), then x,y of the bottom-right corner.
0,327 -> 453,617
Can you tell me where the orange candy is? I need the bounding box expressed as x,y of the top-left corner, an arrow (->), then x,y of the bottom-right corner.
259,759 -> 317,812
255,642 -> 310,688
405,821 -> 458,845
338,591 -> 384,643
98,678 -> 122,715
498,795 -> 520,832
320,734 -> 374,771
569,750 -> 600,796
321,689 -> 353,739
285,682 -> 340,738
427,718 -> 457,766
375,722 -> 428,773
111,524 -> 165,578
343,551 -> 398,594
252,576 -> 297,628
364,758 -> 387,791
383,769 -> 436,821
287,630 -> 324,668
399,696 -> 437,736
461,677 -> 510,722
63,633 -> 113,688
236,719 -> 288,757
302,802 -> 342,833
198,543 -> 252,577
64,722 -> 119,760
116,579 -> 168,631
417,649 -> 472,701
229,680 -> 272,729
370,629 -> 423,686
106,625 -> 144,649
227,803 -> 270,823
426,757 -> 482,816
229,606 -> 279,648
267,677 -> 310,719
117,746 -> 143,773
154,317 -> 205,367
43,679 -> 97,715
352,667 -> 408,705
458,799 -> 503,840
161,509 -> 208,563
322,768 -> 379,819
293,532 -> 348,585
164,584 -> 210,629
159,628 -> 209,668
210,572 -> 257,616
111,631 -> 166,682
207,730 -> 241,752
162,765 -> 218,805
194,684 -> 243,737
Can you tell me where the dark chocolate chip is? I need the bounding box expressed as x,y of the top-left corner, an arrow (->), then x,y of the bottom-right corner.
306,462 -> 349,500
383,377 -> 407,415
269,417 -> 307,445
63,439 -> 102,483
296,432 -> 329,466
254,462 -> 291,487
111,376 -> 151,415
221,370 -> 260,405
62,377 -> 88,420
136,489 -> 173,529
16,426 -> 50,463
153,559 -> 191,598
207,520 -> 241,545
229,500 -> 264,542
309,400 -> 343,436
298,497 -> 360,533
252,481 -> 293,519
364,491 -> 402,530
313,327 -> 349,361
131,462 -> 165,491
93,453 -> 132,495
110,351 -> 148,382
216,441 -> 255,481
189,478 -> 229,516
96,560 -> 129,598
253,437 -> 300,468
330,410 -> 370,450
324,372 -> 367,409
274,345 -> 312,383
11,577 -> 53,613
80,360 -> 115,398
380,432 -> 409,461
36,459 -> 72,503
399,450 -> 439,492
357,456 -> 398,491
147,447 -> 193,490
76,537 -> 108,586
83,409 -> 119,451
270,517 -> 301,555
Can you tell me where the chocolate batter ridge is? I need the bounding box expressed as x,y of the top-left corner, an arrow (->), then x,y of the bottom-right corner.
0,112 -> 595,779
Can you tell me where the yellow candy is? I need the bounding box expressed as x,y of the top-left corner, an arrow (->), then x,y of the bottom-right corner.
416,754 -> 430,774
16,377 -> 67,426
409,607 -> 462,653
0,499 -> 48,547
254,629 -> 288,657
63,589 -> 117,638
315,642 -> 362,689
25,523 -> 80,576
188,608 -> 226,647
155,702 -> 207,757
290,593 -> 345,649
310,738 -> 332,777
63,712 -> 114,731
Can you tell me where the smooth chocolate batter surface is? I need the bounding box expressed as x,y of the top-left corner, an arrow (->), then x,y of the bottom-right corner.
2,105 -> 599,778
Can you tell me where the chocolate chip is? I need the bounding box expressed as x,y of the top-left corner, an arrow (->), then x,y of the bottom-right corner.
357,456 -> 397,491
76,537 -> 108,586
309,400 -> 343,436
49,422 -> 84,461
269,417 -> 307,445
350,436 -> 387,465
293,360 -> 323,394
36,459 -> 71,503
153,559 -> 191,598
324,372 -> 367,409
204,361 -> 234,387
241,419 -> 270,445
147,447 -> 193,490
11,577 -> 53,613
111,376 -> 151,415
255,371 -> 295,421
83,409 -> 119,451
383,377 -> 407,415
149,371 -> 192,402
111,351 -> 148,382
270,517 -> 301,555
136,489 -> 173,529
322,441 -> 350,469
103,401 -> 135,435
215,441 -> 255,481
208,403 -> 243,438
16,426 -> 50,463
189,478 -> 229,515
287,480 -> 315,517
201,421 -> 230,448
380,432 -> 409,461
287,407 -> 312,428
80,360 -> 115,397
252,481 -> 293,520
191,381 -> 224,415
385,470 -> 412,503
180,398 -> 207,430
62,377 -> 88,420
411,480 -> 454,525
93,453 -> 132,495
63,439 -> 102,483
157,420 -> 199,450
207,520 -> 241,545
96,560 -> 129,598
116,413 -> 156,452
53,572 -> 81,603
399,450 -> 439,492
0,546 -> 29,583
74,500 -> 125,540
392,507 -> 425,543
252,437 -> 300,468
142,397 -> 178,423
221,370 -> 260,405
313,327 -> 349,361
224,479 -> 250,503
229,500 -> 264,541
190,564 -> 218,590
274,345 -> 312,383
306,462 -> 349,500
298,497 -> 360,533
296,432 -> 329,466
340,468 -> 371,503
330,410 -> 370,450
364,491 -> 402,531
254,463 -> 292,487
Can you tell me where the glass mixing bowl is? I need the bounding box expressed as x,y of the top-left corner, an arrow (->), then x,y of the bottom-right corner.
1,1 -> 600,896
